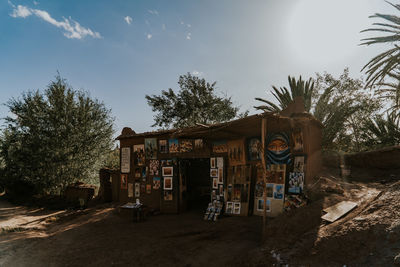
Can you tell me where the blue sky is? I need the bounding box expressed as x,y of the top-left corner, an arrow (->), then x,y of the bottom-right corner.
0,0 -> 395,135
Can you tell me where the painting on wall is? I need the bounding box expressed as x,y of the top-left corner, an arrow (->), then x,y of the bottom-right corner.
288,172 -> 304,194
135,168 -> 141,178
121,147 -> 131,173
294,156 -> 305,172
218,168 -> 224,184
233,184 -> 241,201
162,166 -> 173,176
266,133 -> 291,165
226,202 -> 233,214
210,168 -> 218,177
164,191 -> 173,201
267,183 -> 274,198
163,177 -> 173,190
274,184 -> 284,199
233,202 -> 241,214
210,158 -> 216,168
247,137 -> 261,161
227,139 -> 246,166
212,140 -> 228,153
266,167 -> 285,185
133,144 -> 145,166
135,182 -> 140,197
257,198 -> 271,212
159,140 -> 168,154
180,139 -> 193,153
146,184 -> 152,194
212,178 -> 218,189
194,139 -> 204,149
292,129 -> 304,152
169,139 -> 179,153
241,184 -> 248,203
128,183 -> 133,197
121,174 -> 128,189
145,138 -> 158,159
217,157 -> 224,168
149,160 -> 160,176
153,177 -> 161,189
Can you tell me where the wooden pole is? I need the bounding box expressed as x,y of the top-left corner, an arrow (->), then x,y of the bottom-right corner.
261,118 -> 268,240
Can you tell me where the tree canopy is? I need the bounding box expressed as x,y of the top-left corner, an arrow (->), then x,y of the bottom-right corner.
0,76 -> 114,196
146,73 -> 246,129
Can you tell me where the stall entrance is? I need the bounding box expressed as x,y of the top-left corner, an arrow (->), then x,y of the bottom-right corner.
179,158 -> 210,212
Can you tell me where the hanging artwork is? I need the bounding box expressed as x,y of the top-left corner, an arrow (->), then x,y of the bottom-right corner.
257,198 -> 271,212
241,184 -> 249,203
267,184 -> 274,198
288,172 -> 304,194
162,166 -> 173,176
145,138 -> 158,159
121,174 -> 128,189
266,168 -> 285,185
180,139 -> 193,153
128,183 -> 133,198
135,182 -> 140,197
255,182 -> 264,198
121,147 -> 131,173
266,133 -> 291,165
135,168 -> 141,178
233,202 -> 241,214
218,168 -> 224,184
226,202 -> 233,214
142,167 -> 147,178
233,184 -> 241,201
218,184 -> 224,196
210,168 -> 218,177
133,144 -> 145,166
149,160 -> 160,176
294,156 -> 305,172
146,184 -> 152,194
247,137 -> 261,161
194,139 -> 204,149
292,129 -> 304,152
164,191 -> 173,201
153,177 -> 161,189
140,183 -> 146,193
217,157 -> 224,168
274,184 -> 284,199
161,159 -> 174,167
210,158 -> 216,168
212,178 -> 218,189
168,139 -> 179,153
227,139 -> 246,166
163,177 -> 173,190
227,184 -> 233,201
212,140 -> 228,153
159,140 -> 168,153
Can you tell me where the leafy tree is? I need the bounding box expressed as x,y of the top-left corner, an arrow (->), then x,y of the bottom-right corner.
255,69 -> 382,152
146,73 -> 247,129
103,145 -> 120,170
255,76 -> 314,112
362,112 -> 400,148
361,1 -> 400,87
0,75 -> 114,196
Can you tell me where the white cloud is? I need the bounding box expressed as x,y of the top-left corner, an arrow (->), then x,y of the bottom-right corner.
124,16 -> 132,25
186,32 -> 191,40
147,33 -> 152,39
187,24 -> 191,28
191,70 -> 203,76
9,3 -> 101,39
33,1 -> 39,5
148,9 -> 159,15
10,5 -> 32,18
162,24 -> 166,30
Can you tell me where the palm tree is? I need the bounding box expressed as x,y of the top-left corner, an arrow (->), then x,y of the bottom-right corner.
361,1 -> 400,87
254,75 -> 314,112
363,112 -> 400,148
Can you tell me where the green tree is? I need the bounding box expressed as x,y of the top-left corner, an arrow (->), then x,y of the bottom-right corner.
362,112 -> 400,148
254,76 -> 314,112
255,69 -> 382,152
146,73 -> 246,129
0,75 -> 114,196
361,1 -> 400,87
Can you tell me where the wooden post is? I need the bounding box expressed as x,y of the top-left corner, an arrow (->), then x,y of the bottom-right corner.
261,118 -> 268,240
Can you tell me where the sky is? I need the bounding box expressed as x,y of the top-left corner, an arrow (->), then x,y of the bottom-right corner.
0,0 -> 396,135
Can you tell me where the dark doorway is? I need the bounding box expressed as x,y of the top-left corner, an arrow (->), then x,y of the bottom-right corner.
179,158 -> 210,212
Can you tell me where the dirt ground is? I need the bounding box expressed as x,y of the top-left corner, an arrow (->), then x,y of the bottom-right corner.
2,175 -> 400,267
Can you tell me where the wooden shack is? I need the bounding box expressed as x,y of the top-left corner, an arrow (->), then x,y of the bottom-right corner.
116,100 -> 322,217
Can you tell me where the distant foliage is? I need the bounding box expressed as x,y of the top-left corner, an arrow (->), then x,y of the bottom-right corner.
0,76 -> 114,196
146,73 -> 247,129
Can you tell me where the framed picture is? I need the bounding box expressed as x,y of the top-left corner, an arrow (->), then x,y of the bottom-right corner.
133,144 -> 145,166
135,168 -> 141,178
212,140 -> 228,153
135,182 -> 140,197
162,166 -> 173,176
128,183 -> 133,197
121,174 -> 128,189
153,177 -> 161,189
217,157 -> 224,168
218,168 -> 223,184
247,137 -> 261,161
218,184 -> 224,196
180,139 -> 193,153
233,184 -> 241,201
210,157 -> 216,169
149,160 -> 160,176
159,140 -> 168,153
267,133 -> 291,165
140,183 -> 146,193
168,139 -> 179,153
121,147 -> 130,173
163,177 -> 173,190
226,202 -> 233,214
288,172 -> 304,194
266,184 -> 274,198
164,191 -> 173,201
145,138 -> 158,159
194,139 -> 203,149
257,198 -> 271,212
146,184 -> 152,194
292,129 -> 304,152
227,139 -> 246,166
210,168 -> 218,177
294,156 -> 305,172
233,202 -> 241,214
274,184 -> 284,199
212,178 -> 218,189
